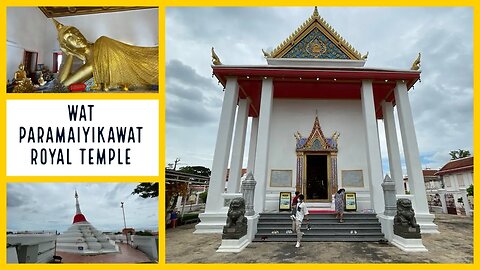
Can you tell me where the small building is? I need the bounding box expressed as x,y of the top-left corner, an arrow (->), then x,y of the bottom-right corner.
403,169 -> 442,193
435,157 -> 473,213
435,157 -> 473,191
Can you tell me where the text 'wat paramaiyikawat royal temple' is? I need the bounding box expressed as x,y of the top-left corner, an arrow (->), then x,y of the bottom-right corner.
195,8 -> 438,237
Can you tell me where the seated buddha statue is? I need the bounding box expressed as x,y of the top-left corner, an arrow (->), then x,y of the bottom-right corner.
14,64 -> 28,82
13,63 -> 34,93
53,19 -> 158,90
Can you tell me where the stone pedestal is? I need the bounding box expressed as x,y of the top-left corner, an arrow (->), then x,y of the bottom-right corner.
246,214 -> 259,241
391,235 -> 427,252
217,235 -> 249,253
194,212 -> 227,234
377,213 -> 394,242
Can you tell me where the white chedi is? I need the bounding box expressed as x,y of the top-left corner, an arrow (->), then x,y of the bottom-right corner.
56,191 -> 119,254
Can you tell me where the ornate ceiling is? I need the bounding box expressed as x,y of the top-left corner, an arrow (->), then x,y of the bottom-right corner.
38,7 -> 155,18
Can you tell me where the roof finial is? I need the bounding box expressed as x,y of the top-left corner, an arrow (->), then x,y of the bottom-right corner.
313,6 -> 319,17
361,51 -> 369,60
211,47 -> 222,65
410,52 -> 421,70
262,49 -> 270,58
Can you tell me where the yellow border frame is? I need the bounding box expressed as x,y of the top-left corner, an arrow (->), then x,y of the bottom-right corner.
0,1 -> 477,269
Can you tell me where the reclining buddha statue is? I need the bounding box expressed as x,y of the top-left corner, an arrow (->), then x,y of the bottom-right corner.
53,19 -> 158,90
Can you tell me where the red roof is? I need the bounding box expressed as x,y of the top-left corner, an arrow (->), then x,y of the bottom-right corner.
212,65 -> 420,119
423,169 -> 438,177
435,157 -> 473,176
403,169 -> 439,182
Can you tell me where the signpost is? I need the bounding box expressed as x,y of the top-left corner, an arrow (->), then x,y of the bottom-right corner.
345,192 -> 357,211
279,192 -> 292,211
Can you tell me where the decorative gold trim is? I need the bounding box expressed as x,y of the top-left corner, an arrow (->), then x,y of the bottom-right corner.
410,52 -> 421,70
211,47 -> 222,65
38,7 -> 154,18
266,7 -> 362,60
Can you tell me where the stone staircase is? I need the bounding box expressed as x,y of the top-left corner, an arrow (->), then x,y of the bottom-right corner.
253,213 -> 386,242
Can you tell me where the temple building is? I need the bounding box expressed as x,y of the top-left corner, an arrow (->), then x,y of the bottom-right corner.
56,191 -> 118,254
195,8 -> 438,236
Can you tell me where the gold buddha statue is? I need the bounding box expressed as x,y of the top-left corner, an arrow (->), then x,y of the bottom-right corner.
14,63 -> 28,82
53,19 -> 158,90
13,63 -> 34,93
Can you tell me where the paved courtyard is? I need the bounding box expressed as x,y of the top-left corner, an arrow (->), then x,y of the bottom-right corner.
166,213 -> 473,263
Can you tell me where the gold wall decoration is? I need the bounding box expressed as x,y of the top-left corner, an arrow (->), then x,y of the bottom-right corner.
39,7 -> 155,18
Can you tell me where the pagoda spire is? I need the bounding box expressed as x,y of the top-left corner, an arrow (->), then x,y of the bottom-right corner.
75,189 -> 82,215
72,189 -> 87,223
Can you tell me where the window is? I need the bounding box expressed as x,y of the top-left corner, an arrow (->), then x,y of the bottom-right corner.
445,177 -> 451,187
457,174 -> 465,187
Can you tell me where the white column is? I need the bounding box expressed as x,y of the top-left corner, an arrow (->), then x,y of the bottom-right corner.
394,80 -> 438,233
361,80 -> 384,214
382,101 -> 404,195
253,78 -> 274,213
459,187 -> 472,216
204,78 -> 239,212
247,117 -> 259,174
227,98 -> 250,193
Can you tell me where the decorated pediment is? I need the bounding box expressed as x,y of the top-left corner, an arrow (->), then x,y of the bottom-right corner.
295,115 -> 339,152
264,7 -> 364,60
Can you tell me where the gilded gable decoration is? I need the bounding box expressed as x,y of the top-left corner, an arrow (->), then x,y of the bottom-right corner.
295,115 -> 339,152
265,7 -> 363,60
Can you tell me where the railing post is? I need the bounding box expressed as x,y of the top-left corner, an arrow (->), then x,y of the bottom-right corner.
382,174 -> 397,216
241,172 -> 256,216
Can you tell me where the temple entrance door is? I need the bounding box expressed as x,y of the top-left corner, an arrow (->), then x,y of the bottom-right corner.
305,154 -> 329,201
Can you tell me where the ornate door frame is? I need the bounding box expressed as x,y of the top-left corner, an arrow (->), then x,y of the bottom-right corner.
295,115 -> 339,202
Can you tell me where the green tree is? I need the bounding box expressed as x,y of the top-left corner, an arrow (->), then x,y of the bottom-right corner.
178,166 -> 211,177
449,149 -> 471,160
132,183 -> 158,198
467,184 -> 473,197
199,191 -> 208,203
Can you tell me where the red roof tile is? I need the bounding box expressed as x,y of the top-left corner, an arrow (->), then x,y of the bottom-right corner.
435,156 -> 473,176
423,169 -> 438,177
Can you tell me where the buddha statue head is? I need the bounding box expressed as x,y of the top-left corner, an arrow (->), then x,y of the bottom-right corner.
53,19 -> 92,61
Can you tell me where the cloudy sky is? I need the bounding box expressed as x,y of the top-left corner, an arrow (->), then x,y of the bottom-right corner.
166,7 -> 473,173
7,183 -> 158,232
